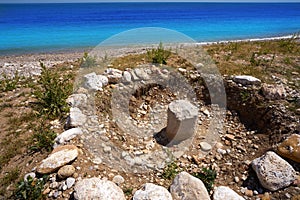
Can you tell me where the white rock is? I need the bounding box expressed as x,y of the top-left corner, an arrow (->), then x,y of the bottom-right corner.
84,72 -> 108,91
133,183 -> 172,200
200,142 -> 212,151
54,128 -> 82,146
166,100 -> 198,146
134,68 -> 150,80
37,145 -> 79,174
112,175 -> 125,185
261,83 -> 286,100
68,107 -> 87,127
233,75 -> 261,86
122,71 -> 132,83
105,68 -> 123,84
67,93 -> 88,108
251,151 -> 296,191
74,178 -> 125,200
213,186 -> 245,200
24,172 -> 36,182
66,177 -> 76,189
170,171 -> 210,200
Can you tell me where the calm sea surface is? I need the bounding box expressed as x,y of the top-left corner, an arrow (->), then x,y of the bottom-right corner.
0,3 -> 300,54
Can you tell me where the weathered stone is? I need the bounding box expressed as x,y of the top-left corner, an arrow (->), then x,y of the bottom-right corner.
134,68 -> 150,80
122,71 -> 132,84
68,107 -> 87,127
54,128 -> 82,146
133,183 -> 172,200
66,177 -> 76,189
74,178 -> 125,200
105,68 -> 123,84
213,186 -> 245,200
58,165 -> 75,179
84,72 -> 108,91
112,175 -> 125,185
277,134 -> 300,163
37,145 -> 79,174
200,142 -> 212,151
166,100 -> 198,145
262,83 -> 286,100
67,93 -> 88,108
170,171 -> 210,200
233,75 -> 261,86
252,151 -> 296,191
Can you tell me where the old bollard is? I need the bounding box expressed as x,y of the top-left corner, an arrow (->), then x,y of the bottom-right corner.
166,100 -> 198,146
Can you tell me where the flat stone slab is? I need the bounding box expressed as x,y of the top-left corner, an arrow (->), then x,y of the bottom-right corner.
233,75 -> 261,86
37,145 -> 79,174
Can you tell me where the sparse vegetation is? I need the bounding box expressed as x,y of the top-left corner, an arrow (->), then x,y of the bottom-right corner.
33,62 -> 72,119
162,161 -> 181,180
14,175 -> 48,200
193,167 -> 217,192
80,52 -> 98,68
0,73 -> 20,92
30,121 -> 57,152
147,42 -> 171,65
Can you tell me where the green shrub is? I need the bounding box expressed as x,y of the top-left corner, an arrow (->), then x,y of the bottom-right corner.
30,121 -> 56,152
14,175 -> 48,200
0,73 -> 20,92
192,167 -> 217,192
80,52 -> 98,68
147,42 -> 171,65
162,161 -> 180,180
33,63 -> 72,119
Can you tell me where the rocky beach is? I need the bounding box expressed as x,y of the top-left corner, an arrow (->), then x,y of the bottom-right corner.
0,38 -> 299,200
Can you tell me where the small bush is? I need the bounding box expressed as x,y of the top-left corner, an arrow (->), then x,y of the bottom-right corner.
30,122 -> 56,152
0,73 -> 20,92
162,161 -> 180,180
80,52 -> 98,68
192,167 -> 217,192
33,63 -> 72,119
147,42 -> 171,65
14,175 -> 48,200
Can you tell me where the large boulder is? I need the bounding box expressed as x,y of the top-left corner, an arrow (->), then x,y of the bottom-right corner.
37,145 -> 79,174
170,171 -> 210,200
277,134 -> 300,163
213,186 -> 245,200
133,183 -> 172,200
252,151 -> 296,191
74,178 -> 125,200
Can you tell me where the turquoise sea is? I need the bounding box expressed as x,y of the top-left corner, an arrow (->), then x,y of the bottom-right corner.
0,3 -> 300,55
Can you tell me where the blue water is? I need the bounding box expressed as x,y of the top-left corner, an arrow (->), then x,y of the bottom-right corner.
0,3 -> 300,55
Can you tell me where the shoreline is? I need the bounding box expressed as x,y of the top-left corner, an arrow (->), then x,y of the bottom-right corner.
0,34 -> 298,79
0,34 -> 297,59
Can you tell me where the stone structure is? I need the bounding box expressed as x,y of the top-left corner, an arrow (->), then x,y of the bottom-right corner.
166,100 -> 198,146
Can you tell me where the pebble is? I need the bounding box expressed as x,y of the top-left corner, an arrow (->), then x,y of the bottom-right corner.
66,177 -> 76,189
112,175 -> 125,185
234,176 -> 240,183
200,142 -> 212,151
